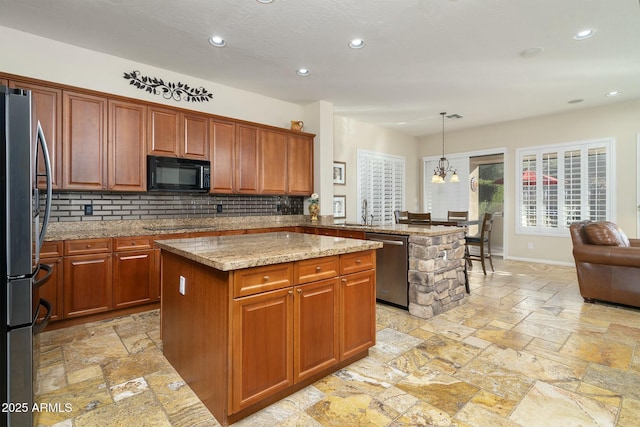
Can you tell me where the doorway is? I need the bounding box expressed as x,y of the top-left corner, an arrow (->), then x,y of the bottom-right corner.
469,154 -> 504,255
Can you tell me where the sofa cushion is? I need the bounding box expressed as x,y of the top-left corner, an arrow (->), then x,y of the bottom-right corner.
584,222 -> 630,247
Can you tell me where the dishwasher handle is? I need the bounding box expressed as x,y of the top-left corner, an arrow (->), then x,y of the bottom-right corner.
367,237 -> 405,246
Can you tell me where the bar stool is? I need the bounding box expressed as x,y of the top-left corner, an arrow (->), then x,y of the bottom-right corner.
394,210 -> 409,224
408,212 -> 432,225
465,212 -> 496,275
447,210 -> 469,222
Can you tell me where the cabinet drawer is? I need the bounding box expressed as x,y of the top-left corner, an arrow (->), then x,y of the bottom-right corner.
338,230 -> 365,240
64,238 -> 112,255
340,250 -> 375,275
114,236 -> 153,251
233,263 -> 293,298
41,241 -> 63,258
295,256 -> 339,285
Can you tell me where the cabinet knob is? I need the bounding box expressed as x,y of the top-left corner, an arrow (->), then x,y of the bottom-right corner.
288,290 -> 294,295
263,275 -> 269,281
341,278 -> 347,284
86,244 -> 91,248
355,259 -> 361,264
131,242 -> 136,246
315,266 -> 322,272
297,289 -> 302,294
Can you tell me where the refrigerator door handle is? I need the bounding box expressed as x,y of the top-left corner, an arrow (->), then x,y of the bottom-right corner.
33,263 -> 52,289
36,121 -> 52,249
32,298 -> 52,335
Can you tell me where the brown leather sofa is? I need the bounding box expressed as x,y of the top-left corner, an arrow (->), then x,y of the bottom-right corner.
570,220 -> 640,307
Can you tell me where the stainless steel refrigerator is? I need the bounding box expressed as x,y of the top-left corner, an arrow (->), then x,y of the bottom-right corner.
1,85 -> 53,427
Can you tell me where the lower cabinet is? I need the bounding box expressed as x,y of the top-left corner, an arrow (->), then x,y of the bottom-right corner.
113,249 -> 156,308
340,270 -> 376,359
63,253 -> 112,318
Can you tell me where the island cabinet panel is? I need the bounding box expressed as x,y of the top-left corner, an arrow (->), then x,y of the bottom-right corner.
210,120 -> 235,193
63,91 -> 108,190
231,287 -> 294,413
108,100 -> 146,191
259,129 -> 287,194
287,134 -> 313,195
235,124 -> 259,193
295,256 -> 339,284
293,278 -> 340,382
161,252 -> 229,423
233,263 -> 293,298
9,81 -> 63,189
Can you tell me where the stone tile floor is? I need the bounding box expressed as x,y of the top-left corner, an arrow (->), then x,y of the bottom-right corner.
35,258 -> 640,426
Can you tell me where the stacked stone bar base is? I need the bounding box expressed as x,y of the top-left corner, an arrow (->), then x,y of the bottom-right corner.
408,230 -> 467,319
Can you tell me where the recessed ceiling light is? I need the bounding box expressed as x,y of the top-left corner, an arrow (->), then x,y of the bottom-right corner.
296,68 -> 310,76
208,36 -> 226,47
606,91 -> 621,97
349,39 -> 365,49
520,47 -> 544,58
568,99 -> 584,104
256,0 -> 274,3
573,29 -> 596,40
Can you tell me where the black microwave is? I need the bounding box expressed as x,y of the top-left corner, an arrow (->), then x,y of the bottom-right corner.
147,155 -> 210,192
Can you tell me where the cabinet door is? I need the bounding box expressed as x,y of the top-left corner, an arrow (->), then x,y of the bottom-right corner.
63,254 -> 112,317
148,106 -> 180,157
235,125 -> 259,193
10,81 -> 62,189
231,287 -> 293,412
36,257 -> 63,322
108,100 -> 146,191
287,134 -> 313,195
294,278 -> 340,382
259,129 -> 287,194
113,249 -> 155,308
182,113 -> 209,159
210,120 -> 235,193
63,91 -> 107,189
340,270 -> 376,359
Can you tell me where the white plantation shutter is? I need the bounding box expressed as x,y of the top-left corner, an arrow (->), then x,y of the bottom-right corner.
357,150 -> 405,225
517,138 -> 613,235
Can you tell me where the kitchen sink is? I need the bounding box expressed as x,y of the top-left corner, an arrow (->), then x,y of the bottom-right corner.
336,223 -> 368,227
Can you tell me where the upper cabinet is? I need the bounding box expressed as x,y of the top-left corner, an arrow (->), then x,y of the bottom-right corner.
287,134 -> 314,195
235,124 -> 260,193
63,91 -> 108,190
210,119 -> 235,194
108,100 -> 146,191
259,129 -> 288,194
148,106 -> 209,160
9,81 -> 63,190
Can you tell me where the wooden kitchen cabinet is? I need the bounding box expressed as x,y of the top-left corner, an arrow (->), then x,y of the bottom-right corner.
210,119 -> 235,193
340,251 -> 376,360
287,134 -> 314,195
113,236 -> 156,308
147,106 -> 209,160
294,278 -> 340,382
235,124 -> 259,193
37,241 -> 64,322
231,287 -> 293,412
108,100 -> 146,191
63,91 -> 108,190
259,129 -> 287,194
63,238 -> 113,318
10,81 -> 63,189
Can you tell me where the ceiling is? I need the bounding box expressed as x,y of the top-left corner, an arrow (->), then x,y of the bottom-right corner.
1,0 -> 639,137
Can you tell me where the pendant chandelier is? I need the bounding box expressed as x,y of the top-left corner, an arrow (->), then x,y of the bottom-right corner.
431,112 -> 459,184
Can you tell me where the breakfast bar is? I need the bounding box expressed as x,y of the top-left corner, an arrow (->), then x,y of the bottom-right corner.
156,232 -> 382,426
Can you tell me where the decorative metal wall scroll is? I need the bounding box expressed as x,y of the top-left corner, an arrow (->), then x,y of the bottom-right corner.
123,70 -> 213,102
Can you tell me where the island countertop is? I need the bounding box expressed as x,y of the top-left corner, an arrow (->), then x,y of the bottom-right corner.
155,231 -> 383,271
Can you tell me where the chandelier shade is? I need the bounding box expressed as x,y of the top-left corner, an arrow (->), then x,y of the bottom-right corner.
432,112 -> 459,183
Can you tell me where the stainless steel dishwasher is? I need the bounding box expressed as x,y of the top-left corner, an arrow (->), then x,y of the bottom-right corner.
365,232 -> 409,309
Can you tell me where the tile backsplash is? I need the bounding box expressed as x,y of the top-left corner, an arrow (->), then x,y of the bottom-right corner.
46,192 -> 304,222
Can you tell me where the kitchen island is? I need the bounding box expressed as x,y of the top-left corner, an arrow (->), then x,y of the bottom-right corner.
156,232 -> 382,426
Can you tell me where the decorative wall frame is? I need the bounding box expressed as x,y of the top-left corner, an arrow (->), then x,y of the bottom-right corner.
333,195 -> 346,219
333,161 -> 346,185
123,70 -> 213,102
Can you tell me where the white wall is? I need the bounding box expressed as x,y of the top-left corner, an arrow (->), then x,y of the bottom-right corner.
417,99 -> 640,265
0,25 -> 305,131
333,116 -> 419,223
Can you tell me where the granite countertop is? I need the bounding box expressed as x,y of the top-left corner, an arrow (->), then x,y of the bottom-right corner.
155,232 -> 383,271
45,216 -> 465,241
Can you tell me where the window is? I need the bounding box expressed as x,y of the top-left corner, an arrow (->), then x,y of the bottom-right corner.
517,138 -> 613,235
357,149 -> 405,225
